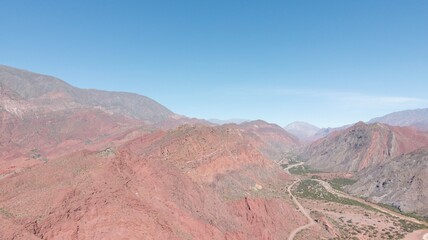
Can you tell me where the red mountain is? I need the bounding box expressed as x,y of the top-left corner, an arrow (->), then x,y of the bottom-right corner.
350,149 -> 428,217
235,120 -> 300,163
0,125 -> 305,239
0,66 -> 307,239
0,66 -> 214,174
304,122 -> 428,172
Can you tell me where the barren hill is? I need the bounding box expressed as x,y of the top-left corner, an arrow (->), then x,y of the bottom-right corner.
350,149 -> 428,218
0,65 -> 175,123
304,122 -> 428,172
0,124 -> 305,239
236,120 -> 300,163
0,66 -> 309,239
0,66 -> 213,174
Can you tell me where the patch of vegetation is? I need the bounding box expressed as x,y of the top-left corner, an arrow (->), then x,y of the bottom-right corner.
293,180 -> 376,211
397,219 -> 426,233
281,152 -> 303,164
328,178 -> 357,191
289,165 -> 320,175
288,159 -> 301,165
222,180 -> 290,202
377,203 -> 428,223
333,217 -> 417,240
0,207 -> 13,218
280,163 -> 289,169
30,148 -> 48,162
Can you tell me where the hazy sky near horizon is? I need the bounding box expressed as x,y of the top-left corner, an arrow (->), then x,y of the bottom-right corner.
1,1 -> 428,127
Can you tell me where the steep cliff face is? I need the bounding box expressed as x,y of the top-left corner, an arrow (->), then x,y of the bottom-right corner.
350,149 -> 428,218
0,125 -> 305,239
304,122 -> 428,172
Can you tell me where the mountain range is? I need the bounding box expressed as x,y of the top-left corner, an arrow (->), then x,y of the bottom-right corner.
1,65 -> 428,239
0,65 -> 176,123
302,121 -> 428,217
0,66 -> 307,239
369,108 -> 428,131
287,108 -> 428,143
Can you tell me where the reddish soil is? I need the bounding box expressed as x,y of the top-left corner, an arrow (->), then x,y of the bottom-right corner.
0,125 -> 306,239
306,122 -> 428,172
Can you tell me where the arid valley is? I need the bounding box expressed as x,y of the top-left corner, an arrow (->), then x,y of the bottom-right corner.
2,1 -> 428,239
1,66 -> 427,239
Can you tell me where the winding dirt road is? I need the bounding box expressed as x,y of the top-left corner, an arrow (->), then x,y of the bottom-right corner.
285,163 -> 316,240
284,162 -> 428,240
283,162 -> 304,175
311,179 -> 428,227
286,178 -> 316,240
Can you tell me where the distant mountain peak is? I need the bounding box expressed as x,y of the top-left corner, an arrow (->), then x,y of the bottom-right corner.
208,118 -> 249,125
368,108 -> 428,131
284,121 -> 320,141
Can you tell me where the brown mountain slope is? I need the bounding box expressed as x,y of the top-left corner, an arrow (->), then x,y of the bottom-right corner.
0,106 -> 146,175
0,65 -> 175,123
349,149 -> 428,218
0,84 -> 148,174
235,120 -> 300,163
0,124 -> 306,240
0,66 -> 311,239
0,66 -> 212,175
304,122 -> 428,172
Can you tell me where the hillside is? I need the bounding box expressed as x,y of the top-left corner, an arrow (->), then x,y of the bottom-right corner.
350,149 -> 428,218
237,120 -> 300,163
369,108 -> 428,131
304,122 -> 428,172
0,66 -> 311,239
0,65 -> 175,123
0,124 -> 306,239
0,66 -> 215,174
2,65 -> 427,239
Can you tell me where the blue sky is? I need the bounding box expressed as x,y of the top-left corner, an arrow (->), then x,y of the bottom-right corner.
1,0 -> 427,127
